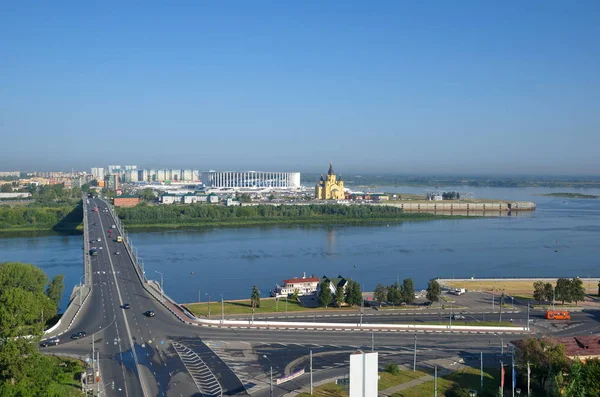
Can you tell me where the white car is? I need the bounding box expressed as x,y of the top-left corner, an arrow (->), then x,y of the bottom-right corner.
97,238 -> 101,242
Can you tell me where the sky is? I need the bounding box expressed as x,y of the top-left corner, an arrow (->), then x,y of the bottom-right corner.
1,1 -> 599,175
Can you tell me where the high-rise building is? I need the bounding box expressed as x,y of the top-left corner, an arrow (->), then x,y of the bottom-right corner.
156,169 -> 166,181
106,174 -> 119,191
138,169 -> 148,182
124,165 -> 137,171
108,165 -> 121,174
125,169 -> 138,183
182,169 -> 193,182
192,170 -> 200,181
91,167 -> 105,179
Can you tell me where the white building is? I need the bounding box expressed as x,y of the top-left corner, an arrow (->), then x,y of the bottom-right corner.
270,274 -> 320,298
108,165 -> 121,174
160,193 -> 180,204
201,171 -> 301,189
182,169 -> 193,182
91,167 -> 105,179
124,169 -> 138,183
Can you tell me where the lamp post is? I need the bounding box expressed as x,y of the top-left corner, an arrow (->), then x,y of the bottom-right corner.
155,271 -> 164,302
206,293 -> 211,319
263,354 -> 273,397
220,294 -> 224,324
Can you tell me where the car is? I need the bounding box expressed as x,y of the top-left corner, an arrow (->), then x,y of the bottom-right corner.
108,229 -> 112,232
143,310 -> 155,317
40,338 -> 60,347
97,238 -> 101,242
115,251 -> 120,255
99,246 -> 103,250
122,303 -> 130,309
452,314 -> 466,320
112,224 -> 116,229
70,331 -> 87,340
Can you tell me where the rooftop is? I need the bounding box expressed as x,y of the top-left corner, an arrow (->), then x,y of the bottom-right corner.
283,276 -> 320,284
557,336 -> 600,357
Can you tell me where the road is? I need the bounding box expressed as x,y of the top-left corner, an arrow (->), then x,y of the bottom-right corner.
42,197 -> 600,397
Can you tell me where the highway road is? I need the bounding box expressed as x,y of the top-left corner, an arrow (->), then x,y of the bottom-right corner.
41,197 -> 600,397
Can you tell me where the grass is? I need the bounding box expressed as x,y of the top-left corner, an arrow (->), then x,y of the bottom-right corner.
391,367 -> 500,397
442,279 -> 599,295
43,355 -> 86,396
440,295 -> 456,303
297,382 -> 348,397
184,297 -> 358,317
378,369 -> 430,390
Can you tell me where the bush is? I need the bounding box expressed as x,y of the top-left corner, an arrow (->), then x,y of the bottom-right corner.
384,363 -> 400,375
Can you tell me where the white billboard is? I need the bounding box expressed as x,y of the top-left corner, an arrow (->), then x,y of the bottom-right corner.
349,351 -> 378,397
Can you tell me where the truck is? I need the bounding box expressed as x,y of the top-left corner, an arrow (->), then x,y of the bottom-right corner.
116,236 -> 123,243
453,288 -> 466,296
545,310 -> 571,320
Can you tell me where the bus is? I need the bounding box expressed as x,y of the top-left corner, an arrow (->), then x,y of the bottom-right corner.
117,236 -> 123,243
545,310 -> 571,320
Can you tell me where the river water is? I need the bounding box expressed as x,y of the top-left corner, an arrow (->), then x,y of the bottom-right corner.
2,186 -> 600,310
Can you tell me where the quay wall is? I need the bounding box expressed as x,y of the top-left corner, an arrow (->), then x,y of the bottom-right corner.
377,201 -> 535,212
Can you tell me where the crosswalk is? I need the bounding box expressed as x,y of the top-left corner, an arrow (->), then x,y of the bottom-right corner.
172,341 -> 223,397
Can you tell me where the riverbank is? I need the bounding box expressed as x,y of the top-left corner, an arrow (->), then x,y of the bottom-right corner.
115,204 -> 470,229
536,192 -> 599,199
0,203 -> 83,234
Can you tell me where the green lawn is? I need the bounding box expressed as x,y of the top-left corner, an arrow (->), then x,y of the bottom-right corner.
378,369 -> 430,390
297,382 -> 348,397
185,298 -> 358,317
392,367 -> 500,397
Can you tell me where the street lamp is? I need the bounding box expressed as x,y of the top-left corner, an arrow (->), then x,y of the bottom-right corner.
220,294 -> 224,324
263,354 -> 273,397
155,271 -> 164,302
206,293 -> 211,318
515,388 -> 521,396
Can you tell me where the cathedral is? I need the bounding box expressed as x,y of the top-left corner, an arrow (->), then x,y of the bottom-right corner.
315,163 -> 345,200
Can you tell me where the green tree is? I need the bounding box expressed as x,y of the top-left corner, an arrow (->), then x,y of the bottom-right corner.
140,188 -> 156,202
581,358 -> 600,394
400,278 -> 415,304
570,277 -> 585,306
318,281 -> 332,308
543,282 -> 554,303
334,286 -> 345,307
563,361 -> 586,397
45,274 -> 64,308
598,281 -> 600,297
1,184 -> 13,192
237,193 -> 252,203
426,279 -> 441,303
345,280 -> 362,306
555,278 -> 572,305
387,282 -> 402,305
384,363 -> 400,375
374,284 -> 387,304
533,281 -> 545,304
515,336 -> 569,390
250,285 -> 260,309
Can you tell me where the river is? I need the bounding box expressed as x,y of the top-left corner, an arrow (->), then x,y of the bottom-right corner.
1,186 -> 600,310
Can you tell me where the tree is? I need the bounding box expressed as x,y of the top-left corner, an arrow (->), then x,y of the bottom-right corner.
374,284 -> 387,304
250,285 -> 260,309
533,281 -> 545,304
555,278 -> 572,305
400,278 -> 415,304
45,275 -> 64,308
426,279 -> 441,303
344,280 -> 362,306
1,183 -> 13,192
570,277 -> 585,306
237,193 -> 252,203
543,282 -> 554,303
318,281 -> 332,308
598,281 -> 600,297
140,188 -> 156,202
387,282 -> 402,305
334,286 -> 345,307
562,361 -> 586,397
515,337 -> 569,390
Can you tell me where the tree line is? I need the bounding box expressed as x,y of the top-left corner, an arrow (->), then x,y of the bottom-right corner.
0,262 -> 80,396
371,279 -> 442,305
533,278 -> 586,305
115,203 -> 437,225
317,279 -> 363,308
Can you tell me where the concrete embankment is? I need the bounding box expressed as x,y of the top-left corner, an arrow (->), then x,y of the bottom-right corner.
378,201 -> 536,212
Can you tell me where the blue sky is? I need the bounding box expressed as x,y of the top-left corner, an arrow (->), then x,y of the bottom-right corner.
1,1 -> 599,174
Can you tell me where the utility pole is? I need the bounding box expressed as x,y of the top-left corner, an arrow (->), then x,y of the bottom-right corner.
500,361 -> 504,397
371,332 -> 374,352
434,365 -> 438,397
413,333 -> 417,371
208,294 -> 211,319
310,350 -> 313,395
480,352 -> 483,392
527,362 -> 530,397
220,294 -> 224,324
527,303 -> 530,332
512,350 -> 515,397
493,290 -> 495,312
449,302 -> 453,328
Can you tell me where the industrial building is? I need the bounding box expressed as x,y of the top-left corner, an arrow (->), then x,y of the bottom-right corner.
201,171 -> 301,189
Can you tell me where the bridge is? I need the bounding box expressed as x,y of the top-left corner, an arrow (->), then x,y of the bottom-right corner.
40,197 -> 599,396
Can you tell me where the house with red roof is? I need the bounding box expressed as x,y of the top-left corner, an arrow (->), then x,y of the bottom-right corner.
270,273 -> 320,298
